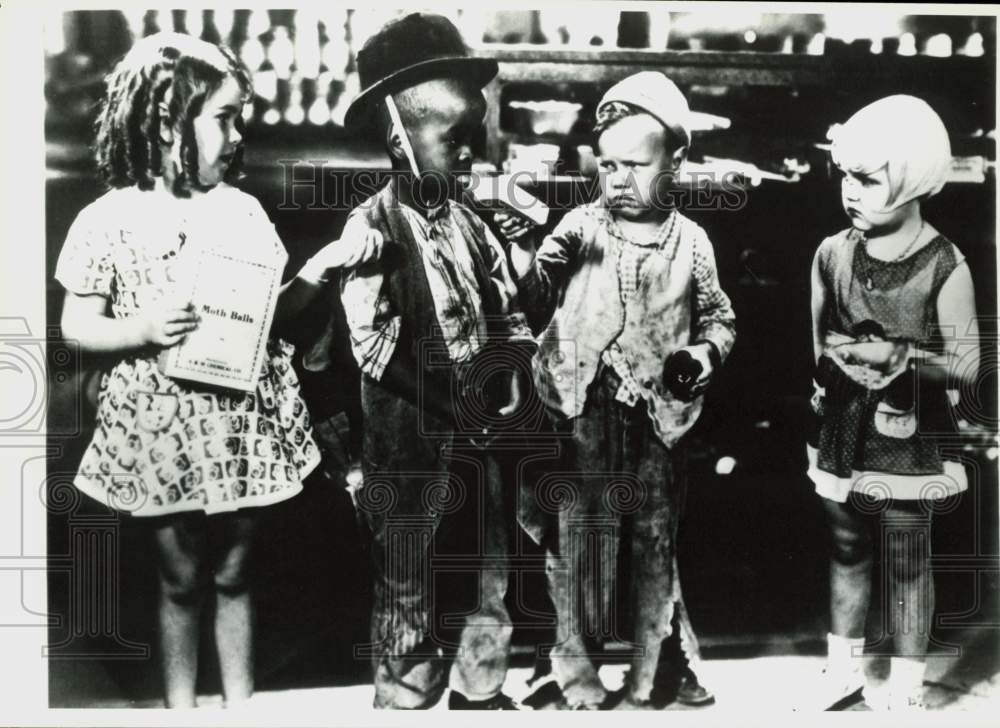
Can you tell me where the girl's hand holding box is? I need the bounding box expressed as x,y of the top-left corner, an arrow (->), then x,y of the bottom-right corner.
139,301 -> 200,348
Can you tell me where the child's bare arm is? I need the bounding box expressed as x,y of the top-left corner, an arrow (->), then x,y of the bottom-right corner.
810,246 -> 828,365
495,211 -> 542,278
61,292 -> 198,353
272,230 -> 384,334
922,261 -> 980,388
481,223 -> 538,420
500,207 -> 586,333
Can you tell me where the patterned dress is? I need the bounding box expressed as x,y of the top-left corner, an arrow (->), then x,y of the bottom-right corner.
55,184 -> 320,516
808,227 -> 968,502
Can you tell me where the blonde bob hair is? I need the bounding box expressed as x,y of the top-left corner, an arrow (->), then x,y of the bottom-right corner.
829,94 -> 951,212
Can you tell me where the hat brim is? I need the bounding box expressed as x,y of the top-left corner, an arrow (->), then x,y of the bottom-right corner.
344,56 -> 498,133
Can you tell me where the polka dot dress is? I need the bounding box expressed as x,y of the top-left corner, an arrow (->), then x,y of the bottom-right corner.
810,227 -> 967,501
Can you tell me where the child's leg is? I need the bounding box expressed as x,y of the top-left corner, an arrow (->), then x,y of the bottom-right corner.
545,526 -> 609,708
882,500 -> 933,708
209,511 -> 257,705
153,514 -> 210,708
800,495 -> 874,709
621,440 -> 686,706
448,449 -> 514,704
544,375 -> 624,709
822,497 -> 873,639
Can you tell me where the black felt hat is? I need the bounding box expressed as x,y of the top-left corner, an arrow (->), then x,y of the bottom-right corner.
344,13 -> 498,132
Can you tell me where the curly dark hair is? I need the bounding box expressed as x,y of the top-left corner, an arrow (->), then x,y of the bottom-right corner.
593,100 -> 681,151
94,32 -> 253,196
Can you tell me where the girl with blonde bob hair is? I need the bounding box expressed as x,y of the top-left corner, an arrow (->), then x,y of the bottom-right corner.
804,95 -> 980,711
829,94 -> 953,212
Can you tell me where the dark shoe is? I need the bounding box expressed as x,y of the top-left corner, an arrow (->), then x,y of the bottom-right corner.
675,673 -> 715,707
448,691 -> 519,710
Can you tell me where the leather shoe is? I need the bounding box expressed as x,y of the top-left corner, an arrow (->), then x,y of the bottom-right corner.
675,673 -> 715,707
448,691 -> 519,710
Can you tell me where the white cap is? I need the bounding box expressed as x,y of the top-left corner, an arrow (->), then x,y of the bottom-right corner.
598,71 -> 692,147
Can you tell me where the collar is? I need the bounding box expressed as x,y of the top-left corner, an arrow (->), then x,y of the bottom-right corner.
605,209 -> 677,250
384,182 -> 452,227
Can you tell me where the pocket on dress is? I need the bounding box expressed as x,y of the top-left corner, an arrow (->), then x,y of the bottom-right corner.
874,401 -> 916,439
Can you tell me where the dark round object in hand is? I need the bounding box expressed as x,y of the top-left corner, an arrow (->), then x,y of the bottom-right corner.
663,350 -> 703,402
852,319 -> 887,342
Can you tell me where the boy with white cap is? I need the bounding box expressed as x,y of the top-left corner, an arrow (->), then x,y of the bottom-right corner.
499,71 -> 736,709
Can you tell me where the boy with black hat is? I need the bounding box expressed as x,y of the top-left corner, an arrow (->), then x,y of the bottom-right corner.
498,71 -> 736,709
334,12 -> 534,710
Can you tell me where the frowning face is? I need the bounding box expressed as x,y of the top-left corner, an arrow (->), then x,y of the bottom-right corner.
839,166 -> 904,232
597,113 -> 680,222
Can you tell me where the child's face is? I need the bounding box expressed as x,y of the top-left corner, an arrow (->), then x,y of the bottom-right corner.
396,79 -> 486,199
840,167 -> 902,231
188,75 -> 245,188
597,113 -> 679,222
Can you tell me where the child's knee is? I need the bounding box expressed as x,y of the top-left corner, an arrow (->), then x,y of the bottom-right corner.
829,524 -> 872,566
213,560 -> 251,596
159,561 -> 209,606
886,535 -> 929,582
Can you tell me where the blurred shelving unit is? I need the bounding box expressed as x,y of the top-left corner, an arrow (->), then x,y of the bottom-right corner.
477,46 -> 995,177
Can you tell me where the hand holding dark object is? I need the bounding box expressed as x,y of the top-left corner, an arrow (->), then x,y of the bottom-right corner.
662,349 -> 704,402
494,210 -> 541,249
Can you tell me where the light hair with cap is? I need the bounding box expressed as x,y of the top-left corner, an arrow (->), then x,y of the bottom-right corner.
829,94 -> 952,212
594,101 -> 686,153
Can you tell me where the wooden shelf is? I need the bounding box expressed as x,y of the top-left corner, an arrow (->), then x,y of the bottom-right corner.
475,46 -> 994,165
475,46 -> 990,86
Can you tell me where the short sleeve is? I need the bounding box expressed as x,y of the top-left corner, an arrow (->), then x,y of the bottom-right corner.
222,186 -> 289,265
339,212 -> 399,380
54,205 -> 114,298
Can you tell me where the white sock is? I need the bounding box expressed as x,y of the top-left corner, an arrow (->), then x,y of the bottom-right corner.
827,632 -> 865,676
889,656 -> 926,697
